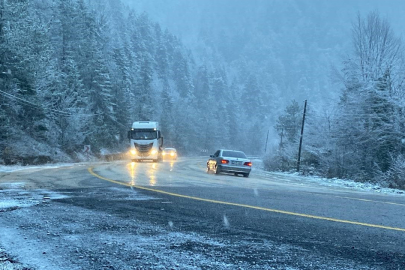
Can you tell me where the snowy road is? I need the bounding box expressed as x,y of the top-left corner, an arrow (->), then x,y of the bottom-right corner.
1,157 -> 405,269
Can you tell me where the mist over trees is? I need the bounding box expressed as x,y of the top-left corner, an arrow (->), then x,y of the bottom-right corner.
267,12 -> 405,189
0,0 -> 257,162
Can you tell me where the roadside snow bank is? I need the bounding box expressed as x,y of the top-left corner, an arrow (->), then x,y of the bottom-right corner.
0,162 -> 86,173
0,187 -> 69,211
252,158 -> 405,195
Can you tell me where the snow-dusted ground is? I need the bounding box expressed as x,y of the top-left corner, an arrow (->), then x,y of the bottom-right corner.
272,171 -> 405,195
0,163 -> 84,173
0,159 -> 403,269
251,159 -> 405,196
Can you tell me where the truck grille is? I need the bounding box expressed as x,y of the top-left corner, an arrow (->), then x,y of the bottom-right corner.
134,143 -> 153,157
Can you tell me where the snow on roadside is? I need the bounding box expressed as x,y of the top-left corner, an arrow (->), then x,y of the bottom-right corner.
0,185 -> 71,270
251,159 -> 405,195
274,171 -> 404,194
0,247 -> 26,270
0,187 -> 70,211
0,163 -> 82,173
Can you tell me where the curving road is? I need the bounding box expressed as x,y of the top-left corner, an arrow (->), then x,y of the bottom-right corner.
1,157 -> 405,269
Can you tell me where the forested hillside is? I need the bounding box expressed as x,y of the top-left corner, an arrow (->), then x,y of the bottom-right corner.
270,12 -> 405,188
0,0 -> 262,163
124,0 -> 405,188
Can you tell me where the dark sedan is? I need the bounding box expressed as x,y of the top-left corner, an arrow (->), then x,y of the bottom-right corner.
207,149 -> 252,177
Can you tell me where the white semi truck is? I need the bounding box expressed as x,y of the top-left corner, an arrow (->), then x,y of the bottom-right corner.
127,121 -> 163,162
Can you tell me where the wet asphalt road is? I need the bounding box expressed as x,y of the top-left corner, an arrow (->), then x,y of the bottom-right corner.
0,157 -> 405,269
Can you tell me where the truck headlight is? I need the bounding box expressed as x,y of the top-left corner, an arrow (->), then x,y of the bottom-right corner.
151,149 -> 157,155
130,149 -> 136,155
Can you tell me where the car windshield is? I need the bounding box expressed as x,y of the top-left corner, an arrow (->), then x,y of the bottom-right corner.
222,151 -> 247,158
130,130 -> 157,140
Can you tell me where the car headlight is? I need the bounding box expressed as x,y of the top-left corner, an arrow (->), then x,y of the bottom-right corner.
170,152 -> 174,156
162,151 -> 166,156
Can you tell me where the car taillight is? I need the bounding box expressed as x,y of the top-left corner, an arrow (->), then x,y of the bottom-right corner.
244,162 -> 252,166
221,159 -> 229,164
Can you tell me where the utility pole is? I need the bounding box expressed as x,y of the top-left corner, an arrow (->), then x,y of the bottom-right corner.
279,127 -> 284,150
264,129 -> 269,153
297,100 -> 307,172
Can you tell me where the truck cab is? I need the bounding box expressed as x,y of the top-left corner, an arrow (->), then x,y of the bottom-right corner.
128,121 -> 163,162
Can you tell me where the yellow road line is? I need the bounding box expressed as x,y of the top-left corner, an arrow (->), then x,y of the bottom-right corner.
295,190 -> 405,207
333,195 -> 405,207
88,167 -> 405,232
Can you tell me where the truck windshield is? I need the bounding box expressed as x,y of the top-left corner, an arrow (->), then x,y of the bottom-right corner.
130,130 -> 157,140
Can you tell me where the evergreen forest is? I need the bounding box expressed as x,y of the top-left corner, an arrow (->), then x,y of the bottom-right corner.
1,0 -> 405,189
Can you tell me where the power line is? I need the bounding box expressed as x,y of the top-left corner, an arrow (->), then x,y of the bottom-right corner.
0,89 -> 71,116
0,89 -> 102,118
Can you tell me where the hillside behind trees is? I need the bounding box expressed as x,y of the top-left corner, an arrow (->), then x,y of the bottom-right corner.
1,0 -> 257,162
1,0 -> 405,189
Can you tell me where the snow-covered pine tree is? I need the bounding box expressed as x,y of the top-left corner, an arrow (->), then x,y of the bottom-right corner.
335,12 -> 404,181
